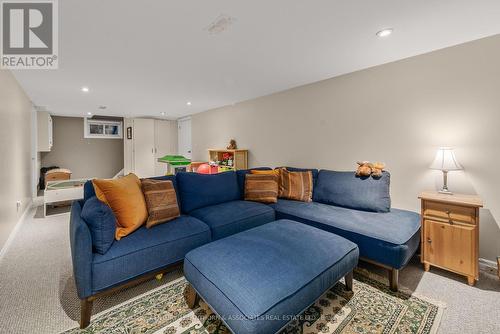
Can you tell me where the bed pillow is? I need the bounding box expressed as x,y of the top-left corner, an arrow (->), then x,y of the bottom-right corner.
244,174 -> 279,203
141,179 -> 180,228
278,169 -> 313,202
92,173 -> 148,240
81,196 -> 116,254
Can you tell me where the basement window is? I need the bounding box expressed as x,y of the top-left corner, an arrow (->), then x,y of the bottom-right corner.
84,118 -> 123,139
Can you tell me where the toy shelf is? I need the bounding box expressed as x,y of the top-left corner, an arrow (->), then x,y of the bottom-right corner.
208,149 -> 248,171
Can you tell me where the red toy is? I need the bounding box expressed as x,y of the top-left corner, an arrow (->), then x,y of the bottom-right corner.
197,163 -> 218,174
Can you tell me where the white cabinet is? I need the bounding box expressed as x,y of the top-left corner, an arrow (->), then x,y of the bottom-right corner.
37,111 -> 53,152
124,118 -> 178,178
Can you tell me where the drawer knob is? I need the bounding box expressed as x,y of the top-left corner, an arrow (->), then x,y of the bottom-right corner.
427,238 -> 432,243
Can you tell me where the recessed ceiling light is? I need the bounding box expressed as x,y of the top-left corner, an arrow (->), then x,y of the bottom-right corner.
186,101 -> 192,106
81,87 -> 90,92
87,112 -> 92,116
376,28 -> 393,37
160,112 -> 166,116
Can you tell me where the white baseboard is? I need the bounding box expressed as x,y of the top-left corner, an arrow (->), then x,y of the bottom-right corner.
0,201 -> 33,261
479,257 -> 498,270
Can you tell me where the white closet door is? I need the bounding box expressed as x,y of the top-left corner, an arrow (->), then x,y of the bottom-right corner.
178,117 -> 192,159
154,120 -> 173,176
133,119 -> 155,178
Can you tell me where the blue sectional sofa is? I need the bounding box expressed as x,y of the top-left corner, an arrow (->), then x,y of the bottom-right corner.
70,167 -> 420,328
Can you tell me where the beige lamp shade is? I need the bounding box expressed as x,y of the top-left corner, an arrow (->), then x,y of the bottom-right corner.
429,147 -> 463,171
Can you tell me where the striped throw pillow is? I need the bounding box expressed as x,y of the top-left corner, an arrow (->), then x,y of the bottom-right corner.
141,179 -> 180,228
278,168 -> 313,202
244,174 -> 279,203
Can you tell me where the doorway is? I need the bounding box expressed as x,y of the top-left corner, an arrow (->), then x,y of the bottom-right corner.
178,117 -> 192,159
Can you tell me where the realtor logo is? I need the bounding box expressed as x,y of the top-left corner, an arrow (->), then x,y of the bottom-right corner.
1,0 -> 58,69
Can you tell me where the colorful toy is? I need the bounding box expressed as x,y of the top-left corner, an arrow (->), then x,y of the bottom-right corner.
355,161 -> 386,178
197,163 -> 218,174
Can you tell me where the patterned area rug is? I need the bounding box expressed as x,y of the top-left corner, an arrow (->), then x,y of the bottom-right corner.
62,271 -> 444,334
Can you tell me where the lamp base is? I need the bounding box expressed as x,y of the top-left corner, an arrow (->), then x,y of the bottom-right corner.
439,170 -> 453,195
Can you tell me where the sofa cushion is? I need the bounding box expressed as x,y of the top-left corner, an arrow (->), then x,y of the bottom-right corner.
93,173 -> 148,240
91,216 -> 210,293
189,200 -> 275,240
148,175 -> 180,207
278,168 -> 313,202
270,200 -> 420,269
141,179 -> 180,228
84,174 -> 179,205
313,170 -> 391,212
176,172 -> 240,213
81,196 -> 116,254
279,166 -> 319,184
244,174 -> 279,203
236,167 -> 272,198
184,219 -> 359,334
84,180 -> 96,201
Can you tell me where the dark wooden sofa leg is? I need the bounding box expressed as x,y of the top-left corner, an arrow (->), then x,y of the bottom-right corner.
186,284 -> 200,309
344,271 -> 353,291
388,268 -> 399,292
80,298 -> 93,329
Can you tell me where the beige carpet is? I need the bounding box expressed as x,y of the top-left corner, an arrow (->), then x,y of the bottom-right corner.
0,207 -> 499,333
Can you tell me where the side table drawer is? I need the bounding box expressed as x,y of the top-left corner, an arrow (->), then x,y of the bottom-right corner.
423,219 -> 475,275
424,201 -> 476,224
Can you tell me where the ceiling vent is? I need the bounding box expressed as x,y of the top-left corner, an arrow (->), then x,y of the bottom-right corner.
205,14 -> 235,35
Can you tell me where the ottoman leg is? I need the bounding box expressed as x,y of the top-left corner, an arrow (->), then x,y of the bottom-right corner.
186,284 -> 200,309
344,271 -> 353,291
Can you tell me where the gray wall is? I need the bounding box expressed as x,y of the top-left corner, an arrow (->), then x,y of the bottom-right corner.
41,116 -> 123,179
0,70 -> 33,249
192,34 -> 500,262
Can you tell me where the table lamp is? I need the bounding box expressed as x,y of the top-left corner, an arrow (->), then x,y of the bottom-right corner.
429,147 -> 463,194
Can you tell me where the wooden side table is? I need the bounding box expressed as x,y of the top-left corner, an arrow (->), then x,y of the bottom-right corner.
419,191 -> 483,286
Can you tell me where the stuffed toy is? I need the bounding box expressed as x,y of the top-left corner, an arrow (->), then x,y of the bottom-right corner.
356,161 -> 386,178
356,161 -> 373,177
371,162 -> 386,178
227,139 -> 237,150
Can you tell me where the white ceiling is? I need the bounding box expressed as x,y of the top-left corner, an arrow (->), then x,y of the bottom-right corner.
12,0 -> 500,119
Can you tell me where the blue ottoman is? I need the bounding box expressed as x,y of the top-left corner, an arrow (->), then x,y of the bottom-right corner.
184,219 -> 359,334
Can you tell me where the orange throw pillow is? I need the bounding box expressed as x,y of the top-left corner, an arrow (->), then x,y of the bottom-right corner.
92,173 -> 148,240
141,179 -> 180,228
250,169 -> 280,176
244,174 -> 279,203
278,169 -> 313,202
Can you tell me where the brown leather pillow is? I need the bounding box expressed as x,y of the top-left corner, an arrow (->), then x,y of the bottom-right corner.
244,174 -> 279,203
92,173 -> 148,240
141,179 -> 180,228
278,168 -> 313,202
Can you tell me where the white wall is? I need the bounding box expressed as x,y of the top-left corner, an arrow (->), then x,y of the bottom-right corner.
0,70 -> 33,249
192,34 -> 500,262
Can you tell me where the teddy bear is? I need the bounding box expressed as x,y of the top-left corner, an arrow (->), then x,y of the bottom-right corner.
356,161 -> 386,178
371,162 -> 386,178
226,139 -> 237,150
356,161 -> 373,177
